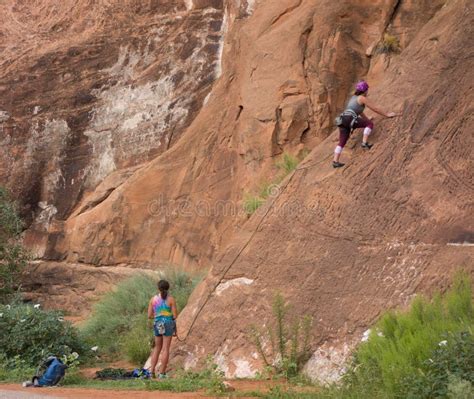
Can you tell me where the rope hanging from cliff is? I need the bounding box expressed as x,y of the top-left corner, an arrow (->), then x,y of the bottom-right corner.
174,153 -> 332,342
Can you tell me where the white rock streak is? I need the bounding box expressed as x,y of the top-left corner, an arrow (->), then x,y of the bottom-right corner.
246,0 -> 256,15
184,0 -> 193,11
215,9 -> 228,78
215,277 -> 254,296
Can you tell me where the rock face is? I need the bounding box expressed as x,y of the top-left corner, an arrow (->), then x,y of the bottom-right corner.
35,0 -> 442,267
2,0 -> 473,382
21,261 -> 158,320
173,0 -> 474,379
0,0 -> 224,227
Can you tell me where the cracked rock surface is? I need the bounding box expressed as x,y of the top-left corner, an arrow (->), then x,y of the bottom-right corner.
1,0 -> 472,382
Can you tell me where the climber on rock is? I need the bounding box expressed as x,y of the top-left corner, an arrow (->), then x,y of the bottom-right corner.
332,80 -> 398,168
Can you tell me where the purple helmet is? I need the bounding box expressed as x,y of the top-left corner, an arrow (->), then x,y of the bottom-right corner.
355,80 -> 369,93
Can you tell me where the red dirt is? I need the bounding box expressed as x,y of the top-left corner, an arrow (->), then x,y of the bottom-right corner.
0,384 -> 215,399
0,379 -> 280,399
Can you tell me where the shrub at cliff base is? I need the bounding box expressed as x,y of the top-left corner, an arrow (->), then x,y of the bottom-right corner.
81,269 -> 202,364
254,273 -> 473,399
0,302 -> 87,381
336,272 -> 474,399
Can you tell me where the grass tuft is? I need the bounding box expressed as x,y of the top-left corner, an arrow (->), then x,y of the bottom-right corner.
243,193 -> 265,216
378,33 -> 400,54
276,153 -> 299,176
61,362 -> 225,394
243,152 -> 304,216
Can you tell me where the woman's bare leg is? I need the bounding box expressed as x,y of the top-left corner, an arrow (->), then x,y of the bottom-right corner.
159,336 -> 173,375
333,146 -> 342,163
150,336 -> 163,377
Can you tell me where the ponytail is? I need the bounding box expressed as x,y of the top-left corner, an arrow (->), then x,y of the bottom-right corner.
158,279 -> 170,300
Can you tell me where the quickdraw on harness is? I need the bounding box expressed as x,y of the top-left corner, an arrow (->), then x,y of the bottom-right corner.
335,109 -> 360,132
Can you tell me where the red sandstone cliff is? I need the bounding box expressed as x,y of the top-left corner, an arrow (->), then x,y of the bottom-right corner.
1,0 -> 224,235
171,0 -> 474,379
1,0 -> 473,380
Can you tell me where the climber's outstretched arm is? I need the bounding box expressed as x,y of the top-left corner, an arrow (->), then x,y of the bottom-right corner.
361,96 -> 396,118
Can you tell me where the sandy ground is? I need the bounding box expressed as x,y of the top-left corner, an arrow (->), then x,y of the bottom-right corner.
0,385 -> 214,399
0,380 -> 280,399
0,390 -> 58,399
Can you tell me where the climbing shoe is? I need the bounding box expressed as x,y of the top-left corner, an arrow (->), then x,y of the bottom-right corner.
332,161 -> 345,168
361,142 -> 373,149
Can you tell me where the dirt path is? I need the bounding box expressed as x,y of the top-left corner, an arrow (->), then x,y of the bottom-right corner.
0,385 -> 221,399
0,390 -> 58,399
0,380 -> 277,399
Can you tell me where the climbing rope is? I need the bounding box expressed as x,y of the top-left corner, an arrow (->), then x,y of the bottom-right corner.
174,114 -> 404,342
174,153 -> 332,342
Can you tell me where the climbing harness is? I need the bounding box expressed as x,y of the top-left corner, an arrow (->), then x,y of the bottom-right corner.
173,106 -> 398,339
335,109 -> 359,132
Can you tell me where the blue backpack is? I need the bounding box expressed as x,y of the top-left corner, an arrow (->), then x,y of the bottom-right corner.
132,368 -> 151,379
33,356 -> 67,386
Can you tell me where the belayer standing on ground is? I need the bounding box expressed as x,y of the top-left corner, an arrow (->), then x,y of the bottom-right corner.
333,80 -> 398,168
147,279 -> 178,379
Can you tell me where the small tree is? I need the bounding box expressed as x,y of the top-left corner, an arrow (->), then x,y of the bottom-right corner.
0,187 -> 29,303
250,293 -> 313,379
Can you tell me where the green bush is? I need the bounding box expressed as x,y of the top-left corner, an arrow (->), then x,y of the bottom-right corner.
400,330 -> 474,398
0,354 -> 35,382
251,293 -> 313,379
121,314 -> 152,364
167,267 -> 203,312
81,269 -> 202,362
0,187 -> 29,303
339,272 -> 474,399
447,374 -> 473,399
0,302 -> 87,367
81,274 -> 157,356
